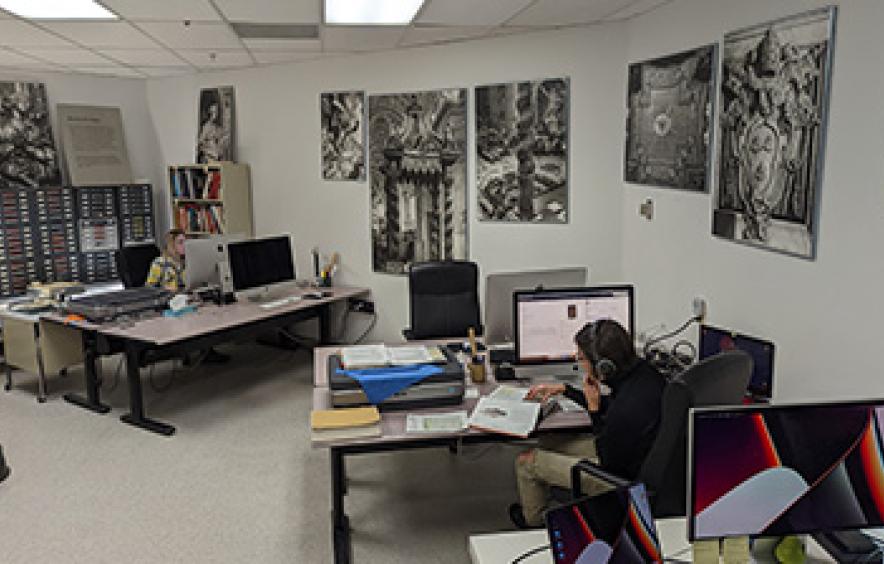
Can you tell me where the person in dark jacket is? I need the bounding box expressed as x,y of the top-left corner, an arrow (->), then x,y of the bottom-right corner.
509,319 -> 666,528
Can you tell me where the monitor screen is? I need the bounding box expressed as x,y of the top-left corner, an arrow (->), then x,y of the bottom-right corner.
484,267 -> 588,345
699,325 -> 775,399
689,401 -> 884,541
545,483 -> 661,564
184,235 -> 234,291
227,236 -> 295,291
514,286 -> 634,365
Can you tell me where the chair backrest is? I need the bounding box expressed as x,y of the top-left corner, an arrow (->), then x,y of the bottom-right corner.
638,350 -> 752,517
404,261 -> 481,340
116,243 -> 160,288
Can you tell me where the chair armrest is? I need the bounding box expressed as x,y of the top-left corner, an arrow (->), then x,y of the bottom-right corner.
402,328 -> 414,340
570,459 -> 631,498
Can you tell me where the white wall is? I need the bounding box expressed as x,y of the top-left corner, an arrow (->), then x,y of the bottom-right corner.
622,0 -> 884,401
145,26 -> 629,341
0,69 -> 165,207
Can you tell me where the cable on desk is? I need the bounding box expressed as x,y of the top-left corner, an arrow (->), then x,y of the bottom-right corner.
511,544 -> 549,564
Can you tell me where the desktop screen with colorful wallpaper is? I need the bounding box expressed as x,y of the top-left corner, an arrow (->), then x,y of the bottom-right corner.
545,484 -> 662,564
698,325 -> 774,399
689,402 -> 884,541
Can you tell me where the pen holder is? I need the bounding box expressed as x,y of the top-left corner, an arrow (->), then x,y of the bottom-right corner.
318,273 -> 333,287
467,355 -> 486,384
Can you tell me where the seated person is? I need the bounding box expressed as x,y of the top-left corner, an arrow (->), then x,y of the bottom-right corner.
146,229 -> 229,364
509,319 -> 665,529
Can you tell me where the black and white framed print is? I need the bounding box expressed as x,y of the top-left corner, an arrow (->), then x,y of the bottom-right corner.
714,7 -> 837,259
196,86 -> 235,163
0,81 -> 61,187
321,91 -> 365,181
368,88 -> 468,274
625,45 -> 716,191
476,78 -> 569,223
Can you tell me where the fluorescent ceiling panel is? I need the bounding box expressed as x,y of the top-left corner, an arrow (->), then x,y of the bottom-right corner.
0,0 -> 117,19
98,0 -> 220,22
325,0 -> 424,25
416,0 -> 533,26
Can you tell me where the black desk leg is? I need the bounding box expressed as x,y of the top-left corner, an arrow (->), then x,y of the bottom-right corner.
63,331 -> 111,414
119,344 -> 175,436
319,304 -> 332,345
331,448 -> 351,564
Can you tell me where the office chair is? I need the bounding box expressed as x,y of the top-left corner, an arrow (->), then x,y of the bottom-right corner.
116,243 -> 160,288
403,261 -> 482,340
570,350 -> 753,518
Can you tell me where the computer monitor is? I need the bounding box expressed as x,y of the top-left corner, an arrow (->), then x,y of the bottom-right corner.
688,400 -> 884,542
184,235 -> 234,291
484,267 -> 588,345
699,325 -> 775,400
545,483 -> 661,563
514,286 -> 634,366
226,235 -> 295,294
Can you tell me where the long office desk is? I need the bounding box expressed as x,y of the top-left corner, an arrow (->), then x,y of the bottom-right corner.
311,345 -> 594,564
47,286 -> 368,436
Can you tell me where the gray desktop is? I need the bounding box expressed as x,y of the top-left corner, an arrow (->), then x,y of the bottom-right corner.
184,235 -> 238,292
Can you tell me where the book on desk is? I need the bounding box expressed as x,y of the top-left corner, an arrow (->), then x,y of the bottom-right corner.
311,406 -> 382,441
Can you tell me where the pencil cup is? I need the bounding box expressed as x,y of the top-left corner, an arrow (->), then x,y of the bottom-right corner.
467,355 -> 486,384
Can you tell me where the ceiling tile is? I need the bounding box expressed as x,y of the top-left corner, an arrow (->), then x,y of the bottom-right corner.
17,47 -> 116,66
253,50 -> 322,64
101,48 -> 188,66
242,38 -> 321,51
416,0 -> 534,26
39,21 -> 161,48
322,26 -> 405,52
508,0 -> 636,26
135,66 -> 194,77
603,0 -> 672,20
99,0 -> 221,22
0,20 -> 76,48
178,49 -> 254,69
137,22 -> 243,49
214,0 -> 320,23
71,66 -> 146,78
400,26 -> 491,47
0,47 -> 58,68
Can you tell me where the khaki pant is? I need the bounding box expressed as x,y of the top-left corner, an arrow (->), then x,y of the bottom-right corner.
515,434 -> 614,527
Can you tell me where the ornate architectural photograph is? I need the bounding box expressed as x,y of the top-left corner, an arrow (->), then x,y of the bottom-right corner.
321,91 -> 365,181
0,81 -> 61,187
476,78 -> 568,223
196,86 -> 235,164
625,45 -> 715,191
368,88 -> 468,274
714,7 -> 837,259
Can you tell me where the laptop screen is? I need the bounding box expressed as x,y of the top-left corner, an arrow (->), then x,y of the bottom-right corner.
545,483 -> 661,564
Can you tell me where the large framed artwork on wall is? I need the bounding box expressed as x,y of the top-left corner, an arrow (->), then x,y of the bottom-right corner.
624,45 -> 716,191
714,7 -> 837,259
0,81 -> 61,187
321,91 -> 365,181
368,88 -> 468,275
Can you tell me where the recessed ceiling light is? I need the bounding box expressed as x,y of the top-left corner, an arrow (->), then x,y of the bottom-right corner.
324,0 -> 424,25
0,0 -> 118,19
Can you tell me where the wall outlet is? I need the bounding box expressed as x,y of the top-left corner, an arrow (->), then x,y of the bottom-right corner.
692,297 -> 707,321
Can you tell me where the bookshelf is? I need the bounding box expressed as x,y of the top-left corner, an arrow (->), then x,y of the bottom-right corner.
168,162 -> 252,238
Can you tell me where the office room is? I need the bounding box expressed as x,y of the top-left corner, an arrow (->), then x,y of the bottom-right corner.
1,0 -> 883,562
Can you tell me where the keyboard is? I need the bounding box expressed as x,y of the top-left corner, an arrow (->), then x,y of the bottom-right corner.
258,296 -> 302,310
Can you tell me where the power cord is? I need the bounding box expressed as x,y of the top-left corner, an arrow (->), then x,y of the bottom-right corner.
643,315 -> 701,356
511,544 -> 550,563
353,311 -> 378,344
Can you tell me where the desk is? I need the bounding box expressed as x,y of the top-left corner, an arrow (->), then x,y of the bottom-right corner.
50,286 -> 368,436
311,344 -> 593,564
468,517 -> 835,563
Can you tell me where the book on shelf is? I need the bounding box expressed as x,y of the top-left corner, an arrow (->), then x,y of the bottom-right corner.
207,170 -> 222,200
468,386 -> 541,439
339,344 -> 446,369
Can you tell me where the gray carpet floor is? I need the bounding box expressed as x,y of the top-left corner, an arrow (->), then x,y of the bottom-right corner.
0,343 -> 522,563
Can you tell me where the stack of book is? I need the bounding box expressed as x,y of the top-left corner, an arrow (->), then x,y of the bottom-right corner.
339,344 -> 446,369
310,406 -> 382,441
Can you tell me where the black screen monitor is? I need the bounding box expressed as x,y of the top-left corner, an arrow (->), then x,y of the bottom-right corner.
514,285 -> 634,365
699,325 -> 774,400
689,400 -> 884,542
226,235 -> 295,292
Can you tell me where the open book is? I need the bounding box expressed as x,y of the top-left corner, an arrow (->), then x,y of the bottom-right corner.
468,385 -> 541,438
339,344 -> 446,369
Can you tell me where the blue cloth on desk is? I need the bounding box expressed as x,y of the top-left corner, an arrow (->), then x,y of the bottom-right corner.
336,364 -> 443,404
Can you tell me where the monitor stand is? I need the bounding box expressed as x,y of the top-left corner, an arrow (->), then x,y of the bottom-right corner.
813,530 -> 878,562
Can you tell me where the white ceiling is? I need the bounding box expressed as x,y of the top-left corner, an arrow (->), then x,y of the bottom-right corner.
0,0 -> 673,79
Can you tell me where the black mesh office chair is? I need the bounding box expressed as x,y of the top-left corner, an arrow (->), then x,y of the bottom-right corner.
571,350 -> 753,517
403,261 -> 482,341
116,243 -> 160,288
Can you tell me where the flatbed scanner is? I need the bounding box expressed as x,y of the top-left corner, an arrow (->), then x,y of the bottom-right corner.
328,349 -> 465,411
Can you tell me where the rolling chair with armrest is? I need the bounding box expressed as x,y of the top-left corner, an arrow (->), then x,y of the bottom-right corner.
402,261 -> 482,340
568,350 -> 753,517
116,243 -> 161,288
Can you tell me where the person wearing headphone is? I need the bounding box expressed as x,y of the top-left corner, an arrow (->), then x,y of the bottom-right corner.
509,318 -> 666,529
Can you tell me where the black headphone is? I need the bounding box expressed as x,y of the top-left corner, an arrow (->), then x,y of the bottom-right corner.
589,320 -> 617,380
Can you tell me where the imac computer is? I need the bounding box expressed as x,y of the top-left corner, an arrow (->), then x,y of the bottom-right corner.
688,401 -> 884,560
226,235 -> 296,301
484,267 -> 588,346
699,325 -> 775,401
512,285 -> 634,378
184,235 -> 237,292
